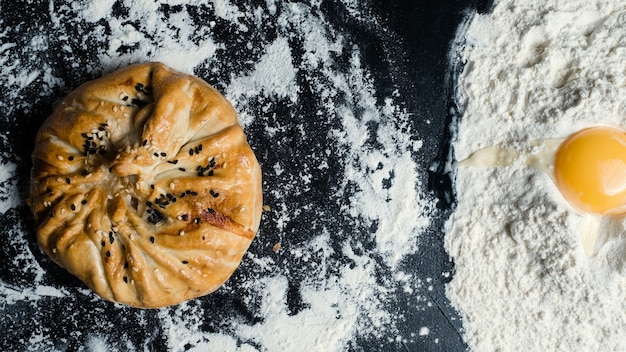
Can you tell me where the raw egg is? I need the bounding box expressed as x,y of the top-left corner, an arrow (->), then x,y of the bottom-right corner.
458,126 -> 626,256
554,127 -> 626,216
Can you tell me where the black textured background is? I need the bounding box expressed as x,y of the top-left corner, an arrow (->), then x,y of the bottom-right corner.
0,0 -> 492,351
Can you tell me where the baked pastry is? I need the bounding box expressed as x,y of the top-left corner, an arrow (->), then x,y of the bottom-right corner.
27,62 -> 263,308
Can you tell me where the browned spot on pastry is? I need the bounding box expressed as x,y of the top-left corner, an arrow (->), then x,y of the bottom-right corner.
197,208 -> 255,240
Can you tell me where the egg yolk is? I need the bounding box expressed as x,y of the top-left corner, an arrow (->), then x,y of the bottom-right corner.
554,127 -> 626,215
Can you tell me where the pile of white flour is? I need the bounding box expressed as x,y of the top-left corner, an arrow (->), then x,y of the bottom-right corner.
448,0 -> 626,350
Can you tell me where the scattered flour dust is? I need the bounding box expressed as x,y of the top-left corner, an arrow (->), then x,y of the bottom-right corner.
447,0 -> 626,351
0,0 -> 437,351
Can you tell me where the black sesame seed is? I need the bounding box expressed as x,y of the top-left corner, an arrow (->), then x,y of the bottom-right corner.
202,236 -> 205,240
189,148 -> 194,156
123,276 -> 128,283
210,190 -> 219,198
70,204 -> 76,211
178,167 -> 185,172
124,262 -> 129,269
160,152 -> 166,157
198,144 -> 203,151
182,261 -> 188,264
131,98 -> 148,108
122,96 -> 129,101
207,208 -> 215,214
106,251 -> 111,257
180,193 -> 186,198
98,126 -> 106,131
81,169 -> 88,176
147,201 -> 152,207
181,214 -> 189,221
153,153 -> 159,157
190,191 -> 198,196
194,218 -> 201,225
150,236 -> 155,243
143,139 -> 148,146
135,83 -> 144,91
147,208 -> 165,224
81,199 -> 87,205
208,170 -> 214,176
68,156 -> 74,161
194,146 -> 200,154
101,240 -> 105,247
151,184 -> 155,189
65,178 -> 71,184
49,212 -> 54,218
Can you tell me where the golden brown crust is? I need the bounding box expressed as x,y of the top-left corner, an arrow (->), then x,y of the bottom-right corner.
28,62 -> 263,308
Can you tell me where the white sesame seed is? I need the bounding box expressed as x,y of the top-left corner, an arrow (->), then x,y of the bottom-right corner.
179,230 -> 185,236
57,155 -> 64,161
52,248 -> 57,253
169,182 -> 175,190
